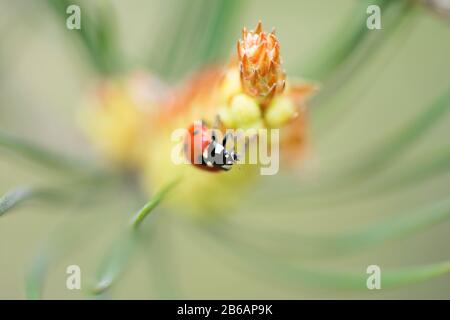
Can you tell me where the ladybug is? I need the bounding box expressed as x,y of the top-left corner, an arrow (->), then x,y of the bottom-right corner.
185,120 -> 238,172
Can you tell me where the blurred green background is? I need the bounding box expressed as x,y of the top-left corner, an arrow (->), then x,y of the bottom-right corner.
0,0 -> 450,299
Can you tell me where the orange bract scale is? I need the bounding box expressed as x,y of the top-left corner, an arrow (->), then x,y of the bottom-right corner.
154,67 -> 224,127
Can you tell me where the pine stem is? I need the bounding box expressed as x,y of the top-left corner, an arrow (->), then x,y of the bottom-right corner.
129,177 -> 181,230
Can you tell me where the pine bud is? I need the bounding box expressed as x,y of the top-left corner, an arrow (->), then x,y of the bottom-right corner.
237,21 -> 286,106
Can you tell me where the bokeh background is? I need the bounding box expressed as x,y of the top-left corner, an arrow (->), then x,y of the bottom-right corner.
0,0 -> 450,299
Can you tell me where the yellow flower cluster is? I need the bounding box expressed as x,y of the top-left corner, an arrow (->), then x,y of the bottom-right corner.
78,72 -> 166,169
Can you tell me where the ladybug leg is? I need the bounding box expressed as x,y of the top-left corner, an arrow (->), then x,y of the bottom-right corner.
213,115 -> 222,129
223,132 -> 239,163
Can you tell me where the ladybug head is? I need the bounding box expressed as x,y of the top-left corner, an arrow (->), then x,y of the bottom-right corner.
202,132 -> 238,171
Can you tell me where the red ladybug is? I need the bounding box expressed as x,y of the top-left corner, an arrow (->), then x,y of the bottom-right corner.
185,121 -> 237,172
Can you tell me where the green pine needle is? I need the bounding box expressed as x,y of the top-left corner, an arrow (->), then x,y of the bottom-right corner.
200,221 -> 450,290
0,131 -> 97,173
0,186 -> 33,216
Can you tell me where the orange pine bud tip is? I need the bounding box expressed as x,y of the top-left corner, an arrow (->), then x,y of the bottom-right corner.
237,21 -> 286,106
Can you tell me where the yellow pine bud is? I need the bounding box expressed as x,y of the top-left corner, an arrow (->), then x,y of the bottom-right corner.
230,93 -> 262,128
218,67 -> 242,104
218,106 -> 235,128
264,95 -> 297,128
